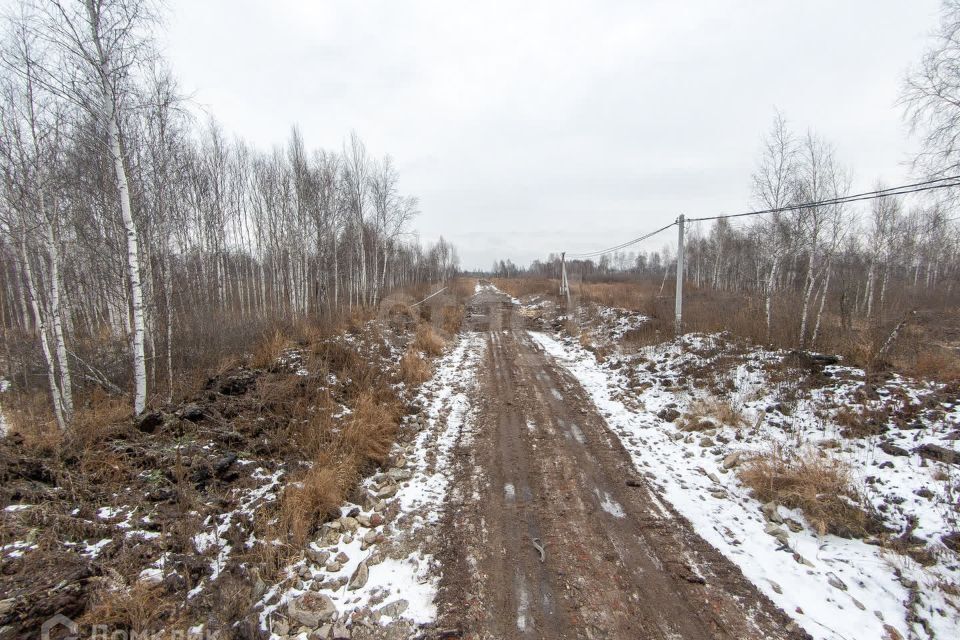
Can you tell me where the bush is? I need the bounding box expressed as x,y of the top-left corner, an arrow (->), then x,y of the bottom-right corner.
739,445 -> 878,538
678,396 -> 746,431
399,347 -> 432,385
413,323 -> 445,356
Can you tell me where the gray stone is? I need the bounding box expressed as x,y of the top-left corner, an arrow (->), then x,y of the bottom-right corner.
764,523 -> 790,546
348,561 -> 369,590
0,599 -> 12,616
288,592 -> 337,628
307,547 -> 331,566
331,621 -> 351,639
761,501 -> 783,524
272,616 -> 290,636
377,599 -> 409,618
722,451 -> 742,469
827,573 -> 847,591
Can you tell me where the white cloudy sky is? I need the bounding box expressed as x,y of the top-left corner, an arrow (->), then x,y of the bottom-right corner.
163,0 -> 941,270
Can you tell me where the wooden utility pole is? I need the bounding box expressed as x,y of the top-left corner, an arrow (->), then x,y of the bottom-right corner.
560,252 -> 571,306
675,214 -> 685,335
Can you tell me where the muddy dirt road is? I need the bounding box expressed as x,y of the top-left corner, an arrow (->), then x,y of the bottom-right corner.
434,286 -> 805,640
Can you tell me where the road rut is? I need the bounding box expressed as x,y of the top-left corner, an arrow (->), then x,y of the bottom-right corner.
434,288 -> 805,639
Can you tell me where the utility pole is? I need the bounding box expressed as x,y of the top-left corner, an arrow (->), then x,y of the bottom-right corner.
560,252 -> 571,306
675,214 -> 685,336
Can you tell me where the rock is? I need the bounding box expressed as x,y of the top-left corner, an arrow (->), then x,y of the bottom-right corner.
657,408 -> 681,422
377,599 -> 409,618
179,403 -> 204,422
137,568 -> 164,587
0,599 -> 13,616
792,552 -> 815,567
136,411 -> 164,433
214,453 -> 238,477
387,468 -> 412,482
331,621 -> 351,639
707,472 -> 721,484
376,485 -> 398,499
362,530 -> 379,546
851,596 -> 866,610
699,437 -> 714,448
356,514 -> 371,528
288,592 -> 336,628
272,616 -> 290,636
325,561 -> 342,573
0,626 -> 14,640
784,518 -> 803,533
827,573 -> 847,591
764,523 -> 790,546
883,624 -> 904,640
341,516 -> 359,532
767,580 -> 783,594
348,561 -> 369,590
761,501 -> 783,524
313,624 -> 333,639
722,452 -> 741,469
336,551 -> 349,564
306,548 -> 330,566
914,443 -> 958,465
879,442 -> 909,457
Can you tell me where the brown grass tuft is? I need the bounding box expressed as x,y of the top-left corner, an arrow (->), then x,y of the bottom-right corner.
739,445 -> 876,538
82,583 -> 174,633
280,453 -> 357,546
399,347 -> 432,385
413,323 -> 446,356
678,396 -> 746,431
341,391 -> 400,465
252,330 -> 290,369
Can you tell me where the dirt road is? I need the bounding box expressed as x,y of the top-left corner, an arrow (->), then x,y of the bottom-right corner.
434,286 -> 805,639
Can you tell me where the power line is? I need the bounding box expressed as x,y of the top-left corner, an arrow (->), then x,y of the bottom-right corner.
567,221 -> 677,259
564,175 -> 960,261
688,175 -> 960,223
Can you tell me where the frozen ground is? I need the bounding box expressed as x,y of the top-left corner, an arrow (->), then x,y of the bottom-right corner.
528,318 -> 960,640
259,332 -> 485,638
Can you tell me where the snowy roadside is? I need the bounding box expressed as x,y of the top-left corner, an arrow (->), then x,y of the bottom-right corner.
258,332 -> 485,639
529,328 -> 960,640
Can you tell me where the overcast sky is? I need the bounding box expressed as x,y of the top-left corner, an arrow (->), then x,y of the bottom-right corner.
163,0 -> 941,270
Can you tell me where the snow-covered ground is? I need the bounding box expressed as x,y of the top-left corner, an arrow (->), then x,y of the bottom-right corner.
528,323 -> 960,640
259,332 -> 485,638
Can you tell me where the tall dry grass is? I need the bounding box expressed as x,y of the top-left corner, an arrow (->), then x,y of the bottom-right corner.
739,445 -> 876,538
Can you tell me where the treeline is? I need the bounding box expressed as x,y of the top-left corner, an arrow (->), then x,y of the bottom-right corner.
0,0 -> 457,428
524,114 -> 960,349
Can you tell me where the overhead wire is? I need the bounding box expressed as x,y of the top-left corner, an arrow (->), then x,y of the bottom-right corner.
564,175 -> 960,259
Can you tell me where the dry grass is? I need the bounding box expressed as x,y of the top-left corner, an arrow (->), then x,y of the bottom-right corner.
678,396 -> 747,431
82,583 -> 174,632
251,329 -> 290,369
441,305 -> 465,334
739,445 -> 877,538
280,452 -> 357,547
341,391 -> 400,465
413,323 -> 446,356
399,347 -> 432,385
491,277 -> 557,299
69,389 -> 132,448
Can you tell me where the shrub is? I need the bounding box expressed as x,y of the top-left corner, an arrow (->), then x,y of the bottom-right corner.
251,330 -> 289,369
678,396 -> 747,431
280,452 -> 357,547
413,323 -> 445,356
399,347 -> 432,385
739,445 -> 878,538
